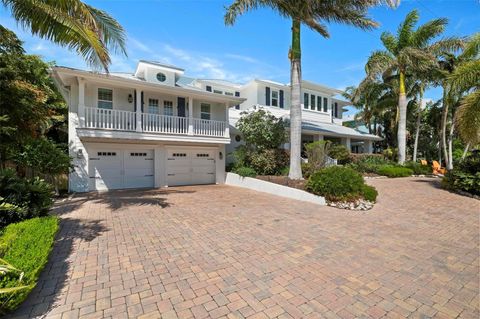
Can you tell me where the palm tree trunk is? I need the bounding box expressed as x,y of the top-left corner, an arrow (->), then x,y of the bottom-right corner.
462,143 -> 470,159
397,71 -> 407,164
288,19 -> 303,180
447,122 -> 454,170
412,86 -> 424,162
441,85 -> 449,168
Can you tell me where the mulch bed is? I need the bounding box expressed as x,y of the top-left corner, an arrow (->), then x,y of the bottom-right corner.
255,175 -> 306,190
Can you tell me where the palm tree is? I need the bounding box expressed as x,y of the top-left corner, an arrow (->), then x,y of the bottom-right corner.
224,0 -> 394,179
1,0 -> 126,71
449,33 -> 480,148
363,10 -> 461,164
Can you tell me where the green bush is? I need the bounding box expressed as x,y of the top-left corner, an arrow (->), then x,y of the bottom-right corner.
0,217 -> 59,313
247,149 -> 289,175
404,161 -> 432,175
348,155 -> 392,174
234,166 -> 257,177
0,170 -> 54,228
306,166 -> 364,201
328,144 -> 351,165
303,141 -> 331,177
361,185 -> 378,202
442,152 -> 480,196
377,165 -> 413,178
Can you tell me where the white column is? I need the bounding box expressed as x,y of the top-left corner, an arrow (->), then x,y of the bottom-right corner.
136,89 -> 142,132
77,77 -> 85,127
188,96 -> 194,135
224,102 -> 230,138
343,137 -> 351,152
313,135 -> 324,142
366,140 -> 373,154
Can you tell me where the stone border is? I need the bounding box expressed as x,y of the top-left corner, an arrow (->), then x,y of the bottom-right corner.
225,172 -> 326,205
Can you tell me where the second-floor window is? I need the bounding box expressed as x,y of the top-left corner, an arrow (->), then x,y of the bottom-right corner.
323,97 -> 328,113
164,100 -> 173,116
213,89 -> 223,94
148,99 -> 159,114
317,96 -> 322,111
271,90 -> 279,107
98,88 -> 113,109
201,103 -> 211,120
310,95 -> 315,110
304,93 -> 309,109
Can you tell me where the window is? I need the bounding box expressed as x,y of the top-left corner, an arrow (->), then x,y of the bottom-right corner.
304,93 -> 309,109
323,97 -> 328,113
206,85 -> 212,92
235,135 -> 241,142
97,152 -> 116,156
98,88 -> 113,109
156,72 -> 166,82
317,96 -> 322,111
201,103 -> 211,120
196,153 -> 210,157
271,90 -> 279,107
225,92 -> 234,96
213,89 -> 223,94
334,102 -> 339,118
173,153 -> 187,157
130,152 -> 147,157
148,99 -> 159,114
164,100 -> 173,116
310,94 -> 315,110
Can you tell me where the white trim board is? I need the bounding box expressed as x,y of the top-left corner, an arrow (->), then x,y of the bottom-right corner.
225,173 -> 325,205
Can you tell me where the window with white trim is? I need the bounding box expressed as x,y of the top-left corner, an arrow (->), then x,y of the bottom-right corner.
304,93 -> 309,109
317,96 -> 322,111
163,100 -> 173,116
200,103 -> 211,120
310,94 -> 316,110
98,88 -> 113,109
148,99 -> 159,114
271,90 -> 279,107
213,89 -> 223,94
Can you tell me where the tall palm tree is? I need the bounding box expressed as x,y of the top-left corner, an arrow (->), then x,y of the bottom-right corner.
364,9 -> 461,164
224,0 -> 393,179
1,0 -> 126,71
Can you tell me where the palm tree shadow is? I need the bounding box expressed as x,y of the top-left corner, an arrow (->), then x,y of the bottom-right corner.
412,177 -> 443,189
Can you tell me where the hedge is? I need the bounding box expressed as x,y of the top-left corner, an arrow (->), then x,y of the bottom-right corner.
377,165 -> 413,178
0,217 -> 58,314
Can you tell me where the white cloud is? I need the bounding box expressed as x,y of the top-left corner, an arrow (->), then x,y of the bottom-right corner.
225,53 -> 259,64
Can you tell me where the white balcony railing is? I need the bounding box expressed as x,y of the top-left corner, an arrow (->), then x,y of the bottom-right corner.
85,107 -> 136,131
142,113 -> 188,135
193,118 -> 226,137
82,107 -> 227,138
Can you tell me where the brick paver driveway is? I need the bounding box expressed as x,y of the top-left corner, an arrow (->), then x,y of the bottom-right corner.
9,177 -> 479,319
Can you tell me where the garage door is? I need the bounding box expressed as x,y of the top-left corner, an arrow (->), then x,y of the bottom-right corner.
89,149 -> 154,191
166,148 -> 216,186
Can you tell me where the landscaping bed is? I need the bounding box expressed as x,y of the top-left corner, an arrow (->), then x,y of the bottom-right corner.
256,175 -> 306,190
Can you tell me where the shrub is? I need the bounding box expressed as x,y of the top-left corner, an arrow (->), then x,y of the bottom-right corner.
361,185 -> 378,202
442,151 -> 480,196
248,149 -> 289,175
348,155 -> 392,174
236,109 -> 286,150
0,169 -> 54,228
306,166 -> 364,201
304,141 -> 331,177
234,167 -> 257,177
383,147 -> 398,161
0,217 -> 59,313
328,144 -> 350,165
404,161 -> 432,175
377,165 -> 413,178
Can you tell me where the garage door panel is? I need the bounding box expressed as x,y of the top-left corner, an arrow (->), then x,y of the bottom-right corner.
166,148 -> 216,186
89,148 -> 154,191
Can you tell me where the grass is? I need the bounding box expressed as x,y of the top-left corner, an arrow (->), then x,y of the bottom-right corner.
0,216 -> 58,314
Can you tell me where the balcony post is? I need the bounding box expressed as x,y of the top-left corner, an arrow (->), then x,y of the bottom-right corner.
77,77 -> 85,127
136,89 -> 142,132
188,96 -> 194,135
224,102 -> 230,138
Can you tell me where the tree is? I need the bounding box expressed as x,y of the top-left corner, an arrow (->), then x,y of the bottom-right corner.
236,109 -> 286,150
363,9 -> 461,164
225,0 -> 391,179
1,0 -> 126,71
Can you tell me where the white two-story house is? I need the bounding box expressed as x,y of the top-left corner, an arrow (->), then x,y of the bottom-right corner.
51,61 -> 244,192
217,78 -> 382,158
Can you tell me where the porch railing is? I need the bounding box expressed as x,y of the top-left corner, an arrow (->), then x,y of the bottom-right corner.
82,107 -> 227,138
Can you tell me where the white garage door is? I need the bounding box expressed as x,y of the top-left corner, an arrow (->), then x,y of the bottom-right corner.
166,148 -> 216,186
89,149 -> 154,191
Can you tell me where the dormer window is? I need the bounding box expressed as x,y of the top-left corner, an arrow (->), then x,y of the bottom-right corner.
156,72 -> 166,82
271,90 -> 279,107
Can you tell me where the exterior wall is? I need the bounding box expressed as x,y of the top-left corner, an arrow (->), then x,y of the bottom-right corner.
85,82 -> 133,111
144,68 -> 176,87
239,82 -> 259,110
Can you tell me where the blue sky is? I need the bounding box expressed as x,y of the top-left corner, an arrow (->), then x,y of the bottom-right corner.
1,0 -> 478,109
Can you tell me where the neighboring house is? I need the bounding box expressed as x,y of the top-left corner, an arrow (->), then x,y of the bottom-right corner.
51,61 -> 244,192
222,79 -> 382,160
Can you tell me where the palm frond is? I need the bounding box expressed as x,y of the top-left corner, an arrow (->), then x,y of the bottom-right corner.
397,9 -> 419,49
455,90 -> 480,146
460,32 -> 480,60
365,50 -> 396,76
411,17 -> 448,48
429,37 -> 465,56
380,31 -> 398,55
448,60 -> 480,93
224,0 -> 263,25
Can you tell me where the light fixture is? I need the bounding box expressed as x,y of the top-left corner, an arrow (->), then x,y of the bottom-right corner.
128,94 -> 133,103
76,149 -> 83,159
219,152 -> 223,160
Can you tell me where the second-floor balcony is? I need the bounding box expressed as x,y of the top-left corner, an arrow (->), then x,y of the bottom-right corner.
82,107 -> 228,138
